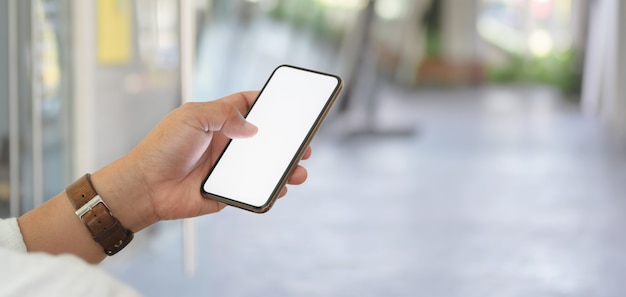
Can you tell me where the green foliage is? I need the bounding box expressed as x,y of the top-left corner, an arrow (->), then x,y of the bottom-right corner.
422,0 -> 443,58
268,0 -> 317,26
488,49 -> 582,94
425,31 -> 442,58
266,0 -> 344,42
268,0 -> 286,20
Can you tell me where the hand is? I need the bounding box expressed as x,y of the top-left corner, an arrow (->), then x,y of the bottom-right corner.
92,91 -> 311,232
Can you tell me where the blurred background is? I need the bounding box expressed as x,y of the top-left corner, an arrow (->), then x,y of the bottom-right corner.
2,0 -> 626,296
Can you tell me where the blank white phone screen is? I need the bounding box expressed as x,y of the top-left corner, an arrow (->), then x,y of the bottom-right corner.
202,66 -> 340,208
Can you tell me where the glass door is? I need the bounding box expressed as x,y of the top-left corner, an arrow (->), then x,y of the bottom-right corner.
0,0 -> 12,217
0,0 -> 74,217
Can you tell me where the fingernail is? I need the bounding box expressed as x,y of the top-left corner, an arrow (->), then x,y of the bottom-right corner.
244,121 -> 258,135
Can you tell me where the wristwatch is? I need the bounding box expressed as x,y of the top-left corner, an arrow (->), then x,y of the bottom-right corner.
65,174 -> 134,255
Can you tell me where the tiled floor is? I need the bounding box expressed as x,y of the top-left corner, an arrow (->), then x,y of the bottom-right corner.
103,15 -> 626,297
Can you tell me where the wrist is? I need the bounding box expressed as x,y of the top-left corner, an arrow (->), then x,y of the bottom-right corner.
90,159 -> 158,233
65,174 -> 134,256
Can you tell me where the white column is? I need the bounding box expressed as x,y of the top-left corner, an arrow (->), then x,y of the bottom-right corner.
72,0 -> 97,178
180,0 -> 198,277
580,0 -> 626,136
442,0 -> 478,62
615,0 -> 626,136
8,0 -> 20,216
581,0 -> 626,136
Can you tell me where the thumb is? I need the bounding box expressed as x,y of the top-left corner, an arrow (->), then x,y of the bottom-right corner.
201,101 -> 257,138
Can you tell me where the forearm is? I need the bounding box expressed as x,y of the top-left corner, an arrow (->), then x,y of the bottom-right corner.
17,158 -> 157,264
18,191 -> 107,263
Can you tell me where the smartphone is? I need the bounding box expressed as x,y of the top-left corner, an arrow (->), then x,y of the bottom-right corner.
201,65 -> 343,213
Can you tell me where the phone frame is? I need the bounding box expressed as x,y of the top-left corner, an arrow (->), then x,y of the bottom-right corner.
200,64 -> 344,213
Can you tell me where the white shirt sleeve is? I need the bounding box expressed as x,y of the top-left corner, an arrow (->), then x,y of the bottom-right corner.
0,247 -> 142,297
0,218 -> 141,296
0,218 -> 27,252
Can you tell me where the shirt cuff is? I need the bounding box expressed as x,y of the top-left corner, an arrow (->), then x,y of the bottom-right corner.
0,218 -> 27,252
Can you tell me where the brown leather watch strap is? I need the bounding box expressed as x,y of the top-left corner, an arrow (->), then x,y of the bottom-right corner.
66,174 -> 133,256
